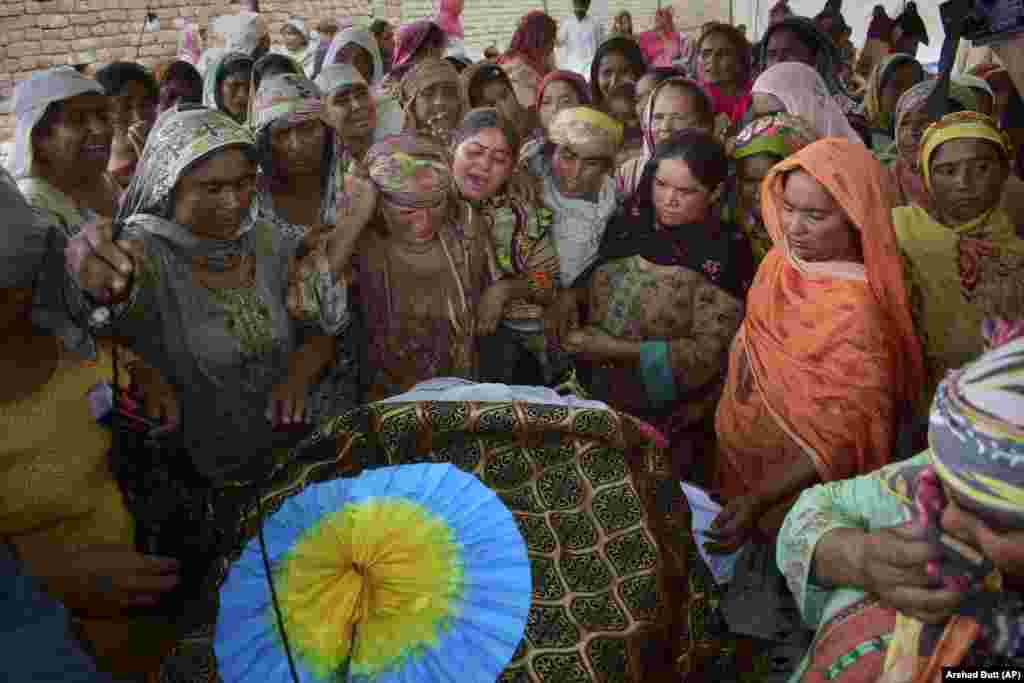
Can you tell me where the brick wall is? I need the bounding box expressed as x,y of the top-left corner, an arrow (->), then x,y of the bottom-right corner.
0,0 -> 373,152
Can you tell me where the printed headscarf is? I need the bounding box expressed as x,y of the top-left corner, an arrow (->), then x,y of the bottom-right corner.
202,51 -> 254,121
893,79 -> 978,168
11,67 -> 105,179
399,57 -> 465,138
929,324 -> 1024,527
250,73 -> 322,139
729,112 -> 819,161
919,111 -> 1013,193
391,20 -> 445,79
322,25 -> 386,87
862,53 -> 924,131
752,62 -> 862,143
364,133 -> 452,209
547,106 -> 624,160
117,105 -> 256,223
533,70 -> 591,110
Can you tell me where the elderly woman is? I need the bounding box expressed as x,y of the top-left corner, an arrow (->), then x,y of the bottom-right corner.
695,22 -> 753,129
310,134 -> 492,401
590,37 -> 647,111
751,62 -> 863,143
562,131 -> 753,477
0,169 -> 180,680
461,62 -> 537,148
498,11 -> 558,110
378,20 -> 448,99
777,325 -> 1024,682
274,18 -> 318,78
399,57 -> 465,144
617,76 -> 716,197
451,108 -> 559,385
726,112 -> 819,263
861,53 -> 926,151
96,62 -> 159,189
250,74 -> 328,242
202,51 -> 254,123
894,112 -> 1024,401
525,106 -> 622,289
11,68 -> 119,241
758,16 -> 859,116
157,60 -> 204,114
710,139 -> 924,554
65,106 -> 349,485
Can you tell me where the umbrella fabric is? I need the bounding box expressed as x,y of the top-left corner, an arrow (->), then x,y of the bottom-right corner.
215,463 -> 531,682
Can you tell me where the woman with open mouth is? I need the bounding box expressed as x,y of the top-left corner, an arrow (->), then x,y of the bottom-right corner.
893,111 -> 1024,402
451,108 -> 560,386
398,57 -> 465,145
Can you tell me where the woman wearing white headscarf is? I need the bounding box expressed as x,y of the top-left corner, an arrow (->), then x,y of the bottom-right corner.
322,25 -> 386,93
273,17 -> 319,78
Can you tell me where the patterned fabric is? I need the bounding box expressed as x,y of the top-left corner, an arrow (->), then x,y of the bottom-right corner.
717,139 -> 925,505
752,62 -> 862,143
861,53 -> 922,133
365,133 -> 452,209
919,111 -> 1014,190
249,72 -> 321,135
548,106 -> 624,160
727,113 -> 820,262
801,600 -> 896,683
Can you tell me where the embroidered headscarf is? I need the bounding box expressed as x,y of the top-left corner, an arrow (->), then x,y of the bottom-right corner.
862,53 -> 924,132
365,133 -> 452,209
548,106 -> 624,160
752,62 -> 862,143
919,111 -> 1014,195
118,105 -> 256,224
322,25 -> 386,87
11,67 -> 105,180
399,57 -> 465,139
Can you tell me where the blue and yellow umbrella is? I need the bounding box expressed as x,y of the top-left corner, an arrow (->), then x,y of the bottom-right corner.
215,463 -> 532,682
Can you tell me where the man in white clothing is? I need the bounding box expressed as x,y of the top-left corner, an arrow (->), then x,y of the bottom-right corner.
556,0 -> 605,79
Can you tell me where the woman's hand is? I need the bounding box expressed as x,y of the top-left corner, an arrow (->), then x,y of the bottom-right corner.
129,360 -> 180,435
941,495 -> 1024,579
543,288 -> 581,349
267,374 -> 311,428
859,523 -> 964,624
27,546 -> 179,617
563,326 -> 623,359
65,218 -> 142,304
705,494 -> 764,554
477,280 -> 511,336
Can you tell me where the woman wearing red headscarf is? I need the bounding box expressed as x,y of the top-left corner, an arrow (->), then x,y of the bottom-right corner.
499,11 -> 558,110
637,8 -> 682,69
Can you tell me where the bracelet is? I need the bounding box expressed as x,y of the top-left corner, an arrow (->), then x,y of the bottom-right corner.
525,270 -> 554,302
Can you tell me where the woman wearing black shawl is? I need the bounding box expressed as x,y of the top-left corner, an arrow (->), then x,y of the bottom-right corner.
559,130 -> 753,478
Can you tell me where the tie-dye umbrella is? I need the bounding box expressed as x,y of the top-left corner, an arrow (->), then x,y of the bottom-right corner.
215,463 -> 532,682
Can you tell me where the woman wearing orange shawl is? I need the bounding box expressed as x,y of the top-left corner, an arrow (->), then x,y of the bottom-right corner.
708,138 -> 924,552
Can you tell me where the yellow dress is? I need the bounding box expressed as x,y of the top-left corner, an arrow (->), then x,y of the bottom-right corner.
0,341 -> 174,679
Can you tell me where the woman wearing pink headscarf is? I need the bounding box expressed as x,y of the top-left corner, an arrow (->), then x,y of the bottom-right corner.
751,62 -> 863,144
637,8 -> 682,68
378,20 -> 448,99
499,11 -> 558,109
434,0 -> 463,41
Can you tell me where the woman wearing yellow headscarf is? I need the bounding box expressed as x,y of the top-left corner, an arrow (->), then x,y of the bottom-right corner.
895,111 -> 1024,402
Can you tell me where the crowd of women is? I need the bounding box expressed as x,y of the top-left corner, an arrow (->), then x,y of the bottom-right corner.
4,1 -> 1024,682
